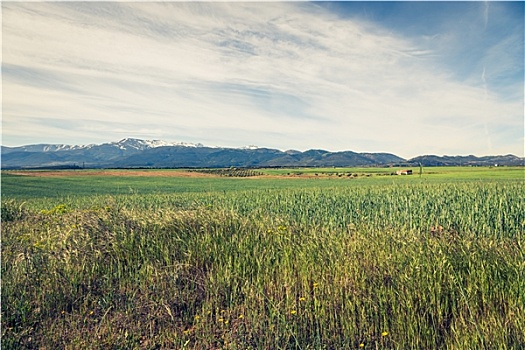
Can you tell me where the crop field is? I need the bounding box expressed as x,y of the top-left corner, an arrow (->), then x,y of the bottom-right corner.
2,167 -> 524,349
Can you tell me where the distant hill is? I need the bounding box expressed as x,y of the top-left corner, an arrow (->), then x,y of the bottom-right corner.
408,154 -> 524,167
1,138 -> 404,169
1,138 -> 523,169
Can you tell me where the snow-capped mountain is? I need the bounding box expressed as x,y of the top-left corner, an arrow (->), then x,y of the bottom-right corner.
2,138 -> 203,154
1,138 -> 408,169
1,143 -> 97,153
1,138 -> 208,168
113,138 -> 204,151
4,138 -> 519,169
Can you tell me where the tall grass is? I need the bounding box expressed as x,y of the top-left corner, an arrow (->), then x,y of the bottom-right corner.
2,181 -> 524,349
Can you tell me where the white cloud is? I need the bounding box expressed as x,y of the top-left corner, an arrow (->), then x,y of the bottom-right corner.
2,2 -> 523,157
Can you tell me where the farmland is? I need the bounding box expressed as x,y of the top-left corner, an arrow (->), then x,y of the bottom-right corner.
2,167 -> 524,349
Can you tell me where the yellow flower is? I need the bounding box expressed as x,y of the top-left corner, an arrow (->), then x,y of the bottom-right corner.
381,331 -> 388,337
359,344 -> 365,348
238,314 -> 244,319
299,297 -> 306,302
290,310 -> 297,315
313,282 -> 319,288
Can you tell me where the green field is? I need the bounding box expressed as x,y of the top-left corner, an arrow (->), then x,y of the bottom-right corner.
2,167 -> 524,349
261,165 -> 524,178
2,166 -> 523,201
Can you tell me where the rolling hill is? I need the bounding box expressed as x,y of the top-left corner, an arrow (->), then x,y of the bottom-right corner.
1,138 -> 522,169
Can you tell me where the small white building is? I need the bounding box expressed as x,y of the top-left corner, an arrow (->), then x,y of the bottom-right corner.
396,169 -> 413,175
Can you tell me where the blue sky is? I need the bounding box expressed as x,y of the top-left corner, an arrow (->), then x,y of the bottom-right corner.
2,1 -> 523,158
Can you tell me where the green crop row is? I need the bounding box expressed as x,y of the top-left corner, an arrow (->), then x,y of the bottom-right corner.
2,178 -> 524,349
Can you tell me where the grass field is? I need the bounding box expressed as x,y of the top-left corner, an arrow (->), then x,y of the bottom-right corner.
2,167 -> 524,349
2,166 -> 523,200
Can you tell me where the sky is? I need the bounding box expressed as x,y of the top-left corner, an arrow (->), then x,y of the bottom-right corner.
2,1 -> 524,158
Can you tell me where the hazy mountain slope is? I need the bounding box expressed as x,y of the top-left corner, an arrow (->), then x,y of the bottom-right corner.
408,154 -> 524,166
2,138 -> 523,169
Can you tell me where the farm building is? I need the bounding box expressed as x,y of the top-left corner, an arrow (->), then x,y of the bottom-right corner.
396,169 -> 413,175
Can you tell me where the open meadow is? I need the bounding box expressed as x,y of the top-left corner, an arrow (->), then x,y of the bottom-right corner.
2,167 -> 524,349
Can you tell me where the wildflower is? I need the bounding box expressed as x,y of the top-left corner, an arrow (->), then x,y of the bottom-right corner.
359,344 -> 365,348
194,315 -> 200,321
381,331 -> 388,337
218,318 -> 224,323
238,314 -> 244,319
313,282 -> 319,288
290,310 -> 297,315
299,297 -> 306,302
89,310 -> 94,315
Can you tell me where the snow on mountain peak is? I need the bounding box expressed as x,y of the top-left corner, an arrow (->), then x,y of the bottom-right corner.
241,145 -> 260,150
5,138 -> 207,154
114,138 -> 203,150
41,143 -> 96,152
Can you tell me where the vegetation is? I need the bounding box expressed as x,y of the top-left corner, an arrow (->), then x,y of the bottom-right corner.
2,168 -> 524,349
189,168 -> 264,177
260,166 -> 524,178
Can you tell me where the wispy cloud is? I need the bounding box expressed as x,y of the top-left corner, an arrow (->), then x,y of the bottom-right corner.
2,2 -> 523,157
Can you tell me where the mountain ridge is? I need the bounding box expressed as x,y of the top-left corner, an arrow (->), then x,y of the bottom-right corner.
1,138 -> 523,169
1,138 -> 205,154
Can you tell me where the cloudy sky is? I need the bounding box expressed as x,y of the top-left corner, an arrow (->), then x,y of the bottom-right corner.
2,1 -> 523,158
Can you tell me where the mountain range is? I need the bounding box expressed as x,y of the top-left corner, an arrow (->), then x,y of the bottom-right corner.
1,138 -> 523,169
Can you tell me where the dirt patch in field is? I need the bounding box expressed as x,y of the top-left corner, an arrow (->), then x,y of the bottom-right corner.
6,170 -> 220,178
5,170 -> 355,180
